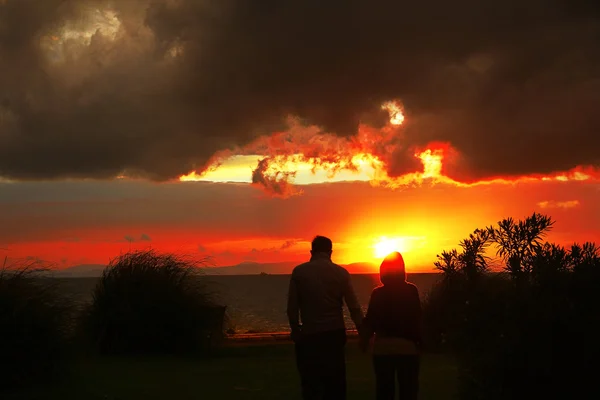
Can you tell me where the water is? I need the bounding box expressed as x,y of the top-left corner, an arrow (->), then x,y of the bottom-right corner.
55,273 -> 441,333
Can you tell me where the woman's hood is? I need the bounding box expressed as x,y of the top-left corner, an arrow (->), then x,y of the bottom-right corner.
379,251 -> 406,285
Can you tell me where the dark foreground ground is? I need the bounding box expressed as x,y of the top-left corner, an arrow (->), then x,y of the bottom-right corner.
6,342 -> 457,400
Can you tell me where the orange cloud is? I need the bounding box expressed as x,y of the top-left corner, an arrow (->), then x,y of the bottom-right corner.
250,158 -> 302,198
179,102 -> 600,197
537,200 -> 581,209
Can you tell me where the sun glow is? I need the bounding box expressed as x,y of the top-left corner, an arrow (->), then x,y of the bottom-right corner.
179,153 -> 384,184
374,237 -> 407,258
417,148 -> 444,178
381,101 -> 405,125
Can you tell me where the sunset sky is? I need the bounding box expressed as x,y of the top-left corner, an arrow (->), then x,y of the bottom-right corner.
1,1 -> 599,272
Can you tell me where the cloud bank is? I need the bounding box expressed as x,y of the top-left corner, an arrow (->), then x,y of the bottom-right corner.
1,0 -> 599,183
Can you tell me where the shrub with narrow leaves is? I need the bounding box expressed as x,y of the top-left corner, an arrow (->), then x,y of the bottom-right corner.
82,250 -> 220,355
425,213 -> 600,399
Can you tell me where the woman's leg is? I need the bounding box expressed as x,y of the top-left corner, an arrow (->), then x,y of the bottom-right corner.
373,355 -> 396,400
396,355 -> 419,400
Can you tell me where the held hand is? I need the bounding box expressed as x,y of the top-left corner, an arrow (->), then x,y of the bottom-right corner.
356,325 -> 370,353
290,329 -> 303,343
358,338 -> 369,353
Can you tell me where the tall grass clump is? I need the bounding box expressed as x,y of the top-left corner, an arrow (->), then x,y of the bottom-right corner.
82,250 -> 220,355
0,259 -> 71,390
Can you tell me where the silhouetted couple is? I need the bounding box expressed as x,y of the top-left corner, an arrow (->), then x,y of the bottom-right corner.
287,236 -> 421,399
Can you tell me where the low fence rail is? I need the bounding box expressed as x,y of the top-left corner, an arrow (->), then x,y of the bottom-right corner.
224,330 -> 360,346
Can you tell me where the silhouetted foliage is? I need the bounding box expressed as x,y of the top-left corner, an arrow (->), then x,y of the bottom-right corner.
82,250 -> 220,355
488,212 -> 554,278
433,248 -> 461,277
0,259 -> 72,390
424,213 -> 600,399
433,228 -> 490,282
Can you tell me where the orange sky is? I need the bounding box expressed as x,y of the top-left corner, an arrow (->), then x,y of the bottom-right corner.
1,175 -> 598,273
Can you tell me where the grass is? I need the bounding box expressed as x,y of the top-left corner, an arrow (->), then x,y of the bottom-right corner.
5,342 -> 457,400
0,262 -> 72,389
82,250 -> 217,355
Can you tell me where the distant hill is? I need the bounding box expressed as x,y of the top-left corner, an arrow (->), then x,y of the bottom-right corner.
203,261 -> 382,275
52,260 -> 431,277
202,261 -> 299,275
51,261 -> 300,277
51,264 -> 107,277
344,262 -> 378,273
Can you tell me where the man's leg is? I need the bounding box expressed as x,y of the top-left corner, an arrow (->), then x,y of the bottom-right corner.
322,330 -> 347,400
295,341 -> 320,400
396,355 -> 419,400
373,355 -> 396,400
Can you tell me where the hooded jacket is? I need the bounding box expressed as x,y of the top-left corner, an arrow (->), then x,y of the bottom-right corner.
361,252 -> 422,353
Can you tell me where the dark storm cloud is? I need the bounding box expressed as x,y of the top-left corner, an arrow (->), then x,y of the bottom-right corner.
122,233 -> 151,243
1,0 -> 599,181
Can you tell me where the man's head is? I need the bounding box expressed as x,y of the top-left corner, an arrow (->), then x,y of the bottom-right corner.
311,235 -> 333,257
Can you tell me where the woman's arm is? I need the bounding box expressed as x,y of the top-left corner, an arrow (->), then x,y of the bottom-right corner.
412,285 -> 423,349
359,288 -> 380,352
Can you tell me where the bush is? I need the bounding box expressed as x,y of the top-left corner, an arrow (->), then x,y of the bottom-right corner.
423,214 -> 600,399
0,261 -> 71,390
425,273 -> 585,399
422,272 -> 514,354
82,250 -> 221,355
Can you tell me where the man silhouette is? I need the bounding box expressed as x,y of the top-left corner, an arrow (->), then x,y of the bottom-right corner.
287,235 -> 363,400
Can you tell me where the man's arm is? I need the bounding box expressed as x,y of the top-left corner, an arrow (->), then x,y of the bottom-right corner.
343,271 -> 363,331
359,289 -> 378,352
286,272 -> 301,335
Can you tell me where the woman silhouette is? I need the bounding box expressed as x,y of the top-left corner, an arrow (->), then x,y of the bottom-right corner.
359,251 -> 421,400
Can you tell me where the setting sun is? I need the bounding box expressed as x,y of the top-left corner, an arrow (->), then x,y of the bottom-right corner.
374,237 -> 406,258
